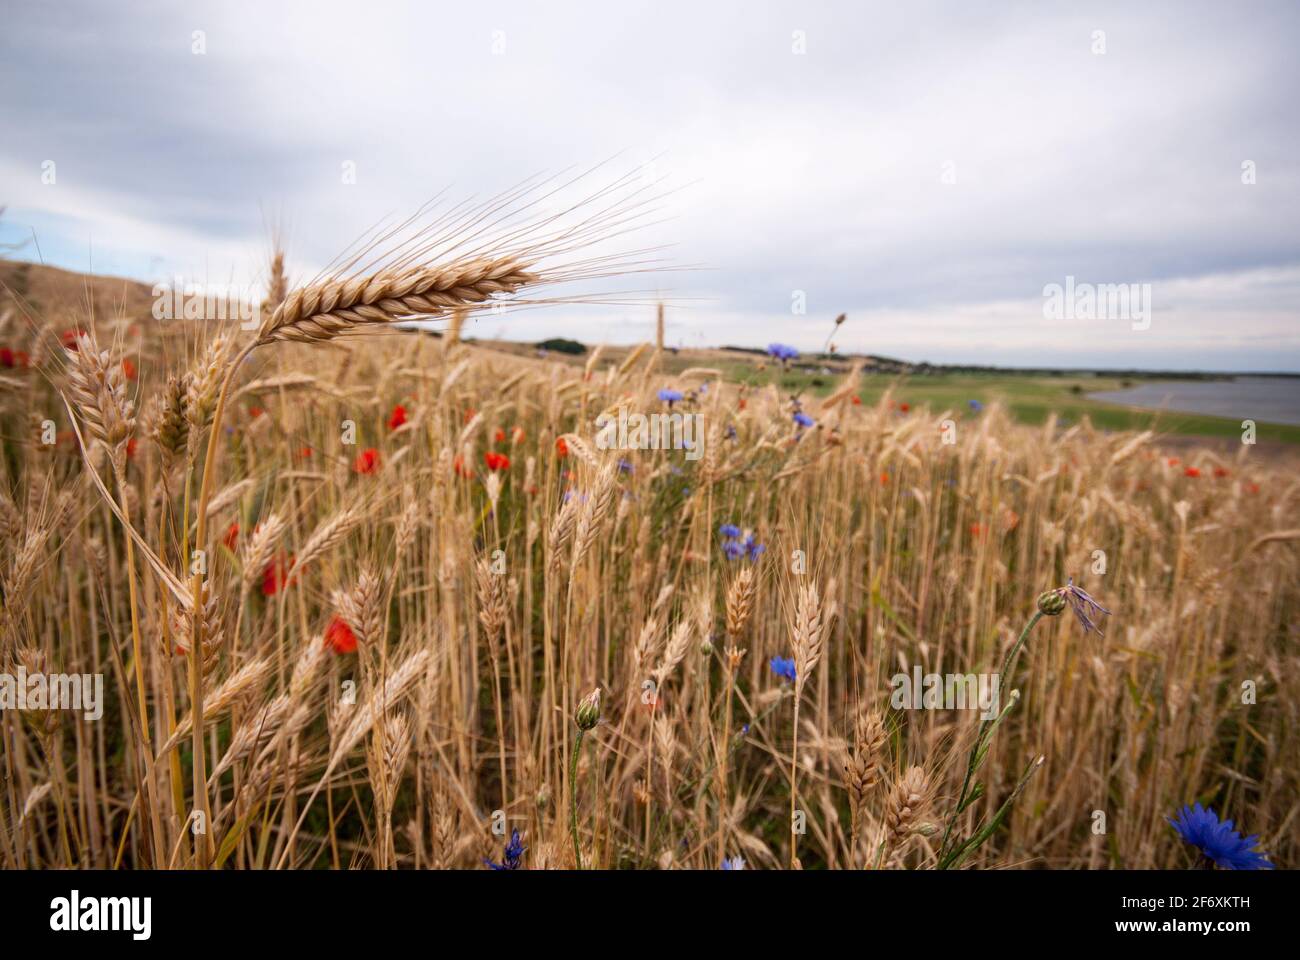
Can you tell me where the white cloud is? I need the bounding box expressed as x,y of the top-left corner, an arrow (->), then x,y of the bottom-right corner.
1,0 -> 1297,369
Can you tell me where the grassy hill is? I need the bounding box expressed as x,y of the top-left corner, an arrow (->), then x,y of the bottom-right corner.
4,257 -> 1296,444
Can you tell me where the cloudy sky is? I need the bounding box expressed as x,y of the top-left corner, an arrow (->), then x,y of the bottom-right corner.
2,0 -> 1297,370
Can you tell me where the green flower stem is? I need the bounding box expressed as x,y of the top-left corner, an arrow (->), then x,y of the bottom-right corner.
942,756 -> 1044,870
570,728 -> 585,869
940,608 -> 1044,862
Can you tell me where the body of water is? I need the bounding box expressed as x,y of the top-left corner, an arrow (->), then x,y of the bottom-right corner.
1089,377 -> 1300,425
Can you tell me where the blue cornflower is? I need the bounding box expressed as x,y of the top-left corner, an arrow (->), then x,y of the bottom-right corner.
767,343 -> 799,362
722,539 -> 746,560
719,523 -> 742,539
793,411 -> 815,429
770,656 -> 797,683
724,424 -> 737,440
1056,577 -> 1111,636
743,535 -> 765,562
484,828 -> 526,870
721,855 -> 746,870
618,458 -> 634,474
969,399 -> 984,412
1168,803 -> 1273,870
657,388 -> 684,406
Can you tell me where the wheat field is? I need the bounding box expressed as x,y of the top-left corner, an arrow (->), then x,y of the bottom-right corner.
0,217 -> 1296,871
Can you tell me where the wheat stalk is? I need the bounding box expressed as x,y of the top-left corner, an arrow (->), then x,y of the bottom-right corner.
334,569 -> 385,648
787,581 -> 826,868
256,258 -> 537,345
290,503 -> 366,576
725,566 -> 756,641
240,513 -> 288,589
159,656 -> 273,754
885,766 -> 932,861
64,331 -> 135,474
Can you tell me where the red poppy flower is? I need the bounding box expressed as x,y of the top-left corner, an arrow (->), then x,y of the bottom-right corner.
61,329 -> 82,350
1213,466 -> 1230,478
296,445 -> 314,460
970,522 -> 988,540
261,561 -> 280,596
453,453 -> 472,477
352,447 -> 380,474
261,554 -> 297,597
223,523 -> 240,550
1245,482 -> 1260,495
248,406 -> 264,418
555,437 -> 569,458
464,408 -> 476,424
484,451 -> 510,471
511,426 -> 525,445
1167,457 -> 1180,467
879,472 -> 889,486
324,615 -> 358,654
126,438 -> 138,459
851,395 -> 862,405
388,404 -> 408,430
494,428 -> 506,444
121,358 -> 138,381
1183,466 -> 1201,478
737,399 -> 747,411
900,402 -> 910,413
0,347 -> 28,368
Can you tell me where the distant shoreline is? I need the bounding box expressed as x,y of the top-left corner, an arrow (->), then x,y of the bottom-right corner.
1088,376 -> 1300,427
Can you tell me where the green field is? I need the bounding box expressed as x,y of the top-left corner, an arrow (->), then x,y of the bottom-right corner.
724,366 -> 1300,444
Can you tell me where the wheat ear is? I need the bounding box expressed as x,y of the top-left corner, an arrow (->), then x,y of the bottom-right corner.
885,766 -> 932,861
256,258 -> 537,345
788,581 -> 825,868
275,648 -> 431,867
